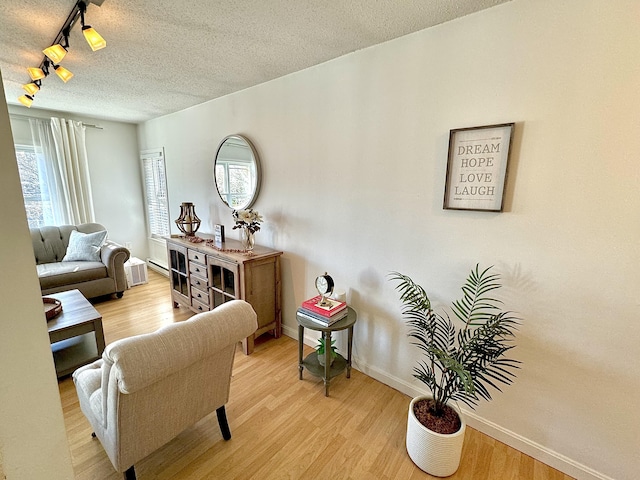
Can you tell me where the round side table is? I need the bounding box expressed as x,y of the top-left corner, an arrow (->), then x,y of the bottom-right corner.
297,307 -> 357,397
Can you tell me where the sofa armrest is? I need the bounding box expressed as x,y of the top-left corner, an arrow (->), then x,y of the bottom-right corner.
101,241 -> 130,292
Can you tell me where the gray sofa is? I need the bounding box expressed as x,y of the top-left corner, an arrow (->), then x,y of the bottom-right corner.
31,223 -> 130,299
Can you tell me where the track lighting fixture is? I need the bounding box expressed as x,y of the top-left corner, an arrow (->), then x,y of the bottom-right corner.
17,0 -> 107,107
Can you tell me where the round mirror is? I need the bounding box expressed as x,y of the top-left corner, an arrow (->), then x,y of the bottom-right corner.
214,134 -> 261,210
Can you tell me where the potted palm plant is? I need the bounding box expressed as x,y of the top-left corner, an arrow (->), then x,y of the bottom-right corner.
390,265 -> 520,477
316,337 -> 338,367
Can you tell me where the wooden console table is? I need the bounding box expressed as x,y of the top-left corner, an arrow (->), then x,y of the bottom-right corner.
166,235 -> 282,355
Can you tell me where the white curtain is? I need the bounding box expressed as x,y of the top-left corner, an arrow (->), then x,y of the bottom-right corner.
29,117 -> 95,225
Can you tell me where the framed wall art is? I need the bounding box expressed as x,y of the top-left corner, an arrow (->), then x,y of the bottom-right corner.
443,123 -> 515,212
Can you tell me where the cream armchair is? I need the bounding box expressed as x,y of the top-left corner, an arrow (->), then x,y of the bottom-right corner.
73,300 -> 257,480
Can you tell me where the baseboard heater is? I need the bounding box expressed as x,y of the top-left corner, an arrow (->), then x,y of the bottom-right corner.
147,258 -> 169,277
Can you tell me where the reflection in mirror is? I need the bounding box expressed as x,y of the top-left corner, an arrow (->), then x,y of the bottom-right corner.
214,134 -> 261,210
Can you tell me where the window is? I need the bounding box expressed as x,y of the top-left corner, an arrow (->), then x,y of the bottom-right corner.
141,149 -> 170,238
215,162 -> 254,208
15,145 -> 54,228
214,139 -> 257,208
13,116 -> 95,226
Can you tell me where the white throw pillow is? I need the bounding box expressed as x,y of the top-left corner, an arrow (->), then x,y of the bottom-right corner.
63,230 -> 108,262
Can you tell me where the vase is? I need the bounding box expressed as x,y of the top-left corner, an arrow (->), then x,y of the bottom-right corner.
241,228 -> 255,251
406,395 -> 466,477
175,202 -> 201,236
317,351 -> 335,367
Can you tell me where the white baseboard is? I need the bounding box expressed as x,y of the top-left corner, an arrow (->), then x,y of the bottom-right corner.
280,327 -> 613,480
282,324 -> 318,347
459,411 -> 615,480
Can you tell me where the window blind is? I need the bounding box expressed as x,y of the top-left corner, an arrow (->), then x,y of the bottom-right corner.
141,149 -> 170,238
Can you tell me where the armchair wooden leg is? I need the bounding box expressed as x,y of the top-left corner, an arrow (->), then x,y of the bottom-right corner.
124,465 -> 136,480
216,405 -> 231,440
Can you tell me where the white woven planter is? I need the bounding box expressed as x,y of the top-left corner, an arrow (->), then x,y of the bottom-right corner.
406,395 -> 466,477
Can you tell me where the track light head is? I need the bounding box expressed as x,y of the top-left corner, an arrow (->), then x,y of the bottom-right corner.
22,82 -> 40,95
43,43 -> 67,63
27,67 -> 46,81
79,1 -> 107,51
18,94 -> 34,108
82,25 -> 106,51
54,64 -> 74,83
43,28 -> 70,63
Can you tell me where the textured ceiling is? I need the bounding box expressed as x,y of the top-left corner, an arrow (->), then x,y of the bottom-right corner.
0,0 -> 510,124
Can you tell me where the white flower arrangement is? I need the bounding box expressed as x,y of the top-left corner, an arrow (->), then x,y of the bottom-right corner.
232,209 -> 263,234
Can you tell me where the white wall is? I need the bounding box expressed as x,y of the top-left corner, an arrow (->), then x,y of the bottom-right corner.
0,73 -> 74,479
137,1 -> 640,479
8,105 -> 148,260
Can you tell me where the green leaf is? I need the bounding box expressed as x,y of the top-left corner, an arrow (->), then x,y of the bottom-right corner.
391,266 -> 521,411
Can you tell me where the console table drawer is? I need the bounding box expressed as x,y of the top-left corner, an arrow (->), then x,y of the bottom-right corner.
188,250 -> 207,265
190,285 -> 209,305
190,275 -> 207,290
191,297 -> 209,313
189,261 -> 208,280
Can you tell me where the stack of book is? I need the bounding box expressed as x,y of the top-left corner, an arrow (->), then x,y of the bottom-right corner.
297,295 -> 348,326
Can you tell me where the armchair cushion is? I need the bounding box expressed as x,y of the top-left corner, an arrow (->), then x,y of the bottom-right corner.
63,229 -> 108,262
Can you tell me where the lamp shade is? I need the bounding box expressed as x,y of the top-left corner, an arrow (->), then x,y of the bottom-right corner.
82,26 -> 106,51
54,65 -> 74,83
27,67 -> 45,81
175,202 -> 201,236
22,83 -> 40,95
18,95 -> 34,107
43,44 -> 67,63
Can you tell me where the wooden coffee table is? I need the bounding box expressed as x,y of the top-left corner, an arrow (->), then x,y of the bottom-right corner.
46,289 -> 105,378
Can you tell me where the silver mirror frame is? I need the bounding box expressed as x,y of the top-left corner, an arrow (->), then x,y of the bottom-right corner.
213,134 -> 262,210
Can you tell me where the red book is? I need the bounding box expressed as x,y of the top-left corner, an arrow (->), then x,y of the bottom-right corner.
301,295 -> 347,317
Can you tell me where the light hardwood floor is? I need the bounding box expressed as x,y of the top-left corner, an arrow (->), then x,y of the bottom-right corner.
58,270 -> 573,480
